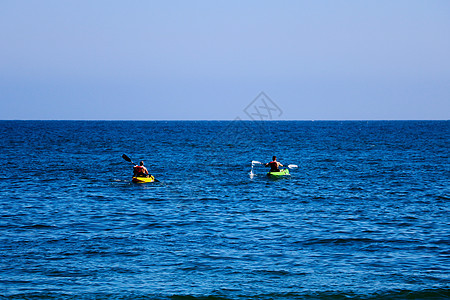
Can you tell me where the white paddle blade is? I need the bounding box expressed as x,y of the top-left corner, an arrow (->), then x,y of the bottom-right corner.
252,161 -> 262,165
288,164 -> 298,169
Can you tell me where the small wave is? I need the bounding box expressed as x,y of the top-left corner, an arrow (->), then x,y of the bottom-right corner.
253,269 -> 307,277
19,224 -> 57,229
198,197 -> 220,201
436,195 -> 450,201
303,237 -> 378,245
431,239 -> 450,245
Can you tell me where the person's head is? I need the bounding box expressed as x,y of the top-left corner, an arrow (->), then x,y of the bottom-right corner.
140,161 -> 144,166
272,156 -> 277,161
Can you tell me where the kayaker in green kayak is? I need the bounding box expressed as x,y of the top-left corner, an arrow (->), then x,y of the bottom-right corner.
265,156 -> 283,172
133,161 -> 150,178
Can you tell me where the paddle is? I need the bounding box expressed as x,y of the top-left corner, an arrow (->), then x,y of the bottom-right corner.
122,154 -> 135,165
122,154 -> 159,182
252,160 -> 298,169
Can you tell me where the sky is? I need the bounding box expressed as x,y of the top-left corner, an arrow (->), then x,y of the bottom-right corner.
0,0 -> 449,120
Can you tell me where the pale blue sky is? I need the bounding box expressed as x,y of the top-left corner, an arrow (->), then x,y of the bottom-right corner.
1,1 -> 449,120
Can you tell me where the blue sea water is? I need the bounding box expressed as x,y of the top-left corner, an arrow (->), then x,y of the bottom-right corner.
0,120 -> 449,299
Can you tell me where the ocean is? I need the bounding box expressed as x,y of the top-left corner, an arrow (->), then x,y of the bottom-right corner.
0,120 -> 449,299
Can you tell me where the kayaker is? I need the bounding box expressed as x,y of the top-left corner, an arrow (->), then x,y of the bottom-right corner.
133,161 -> 149,177
265,156 -> 283,172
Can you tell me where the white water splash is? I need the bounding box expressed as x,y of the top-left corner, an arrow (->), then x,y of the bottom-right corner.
249,164 -> 255,179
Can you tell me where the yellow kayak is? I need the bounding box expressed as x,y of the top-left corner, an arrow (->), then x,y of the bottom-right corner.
267,169 -> 290,177
132,176 -> 155,183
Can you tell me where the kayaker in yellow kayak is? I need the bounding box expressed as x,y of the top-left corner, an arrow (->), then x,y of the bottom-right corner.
265,156 -> 283,172
133,161 -> 149,178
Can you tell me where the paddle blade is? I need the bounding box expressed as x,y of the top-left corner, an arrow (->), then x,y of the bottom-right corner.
287,164 -> 298,169
252,161 -> 262,165
122,154 -> 132,163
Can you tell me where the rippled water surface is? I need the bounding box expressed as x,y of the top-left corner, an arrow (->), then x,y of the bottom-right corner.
0,121 -> 449,299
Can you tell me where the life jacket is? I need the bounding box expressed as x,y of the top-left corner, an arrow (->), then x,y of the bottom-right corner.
268,161 -> 279,171
133,165 -> 147,175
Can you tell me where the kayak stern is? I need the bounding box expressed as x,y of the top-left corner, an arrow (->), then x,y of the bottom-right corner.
267,169 -> 290,177
132,176 -> 155,183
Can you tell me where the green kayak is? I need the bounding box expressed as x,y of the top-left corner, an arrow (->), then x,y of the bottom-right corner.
267,169 -> 290,177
